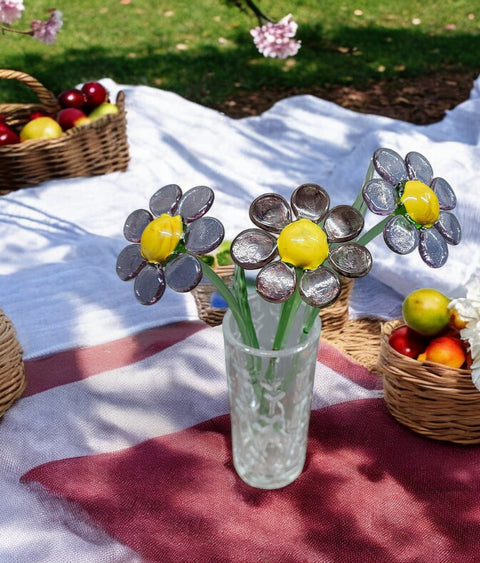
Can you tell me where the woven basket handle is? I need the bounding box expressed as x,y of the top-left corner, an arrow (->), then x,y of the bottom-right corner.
0,69 -> 59,113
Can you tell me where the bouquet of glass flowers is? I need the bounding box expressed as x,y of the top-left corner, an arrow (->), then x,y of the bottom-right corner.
116,147 -> 462,352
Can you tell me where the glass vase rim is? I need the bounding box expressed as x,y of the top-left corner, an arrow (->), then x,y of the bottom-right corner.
222,294 -> 322,357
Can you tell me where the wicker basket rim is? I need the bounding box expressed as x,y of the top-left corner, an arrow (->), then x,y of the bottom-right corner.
0,90 -> 126,153
381,319 -> 471,376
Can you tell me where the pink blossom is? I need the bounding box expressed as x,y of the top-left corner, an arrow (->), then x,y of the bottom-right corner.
250,14 -> 301,59
30,9 -> 62,44
0,0 -> 24,25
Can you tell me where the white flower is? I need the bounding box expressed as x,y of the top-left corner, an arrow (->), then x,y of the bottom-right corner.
450,274 -> 480,389
30,9 -> 62,45
250,14 -> 301,59
0,0 -> 24,25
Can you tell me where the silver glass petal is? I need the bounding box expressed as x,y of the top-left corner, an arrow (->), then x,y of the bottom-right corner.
249,193 -> 292,233
405,152 -> 434,184
230,228 -> 278,270
430,177 -> 457,210
291,183 -> 330,223
383,215 -> 420,255
123,209 -> 153,242
328,243 -> 372,278
178,185 -> 214,223
418,227 -> 448,268
133,264 -> 166,305
255,261 -> 296,303
165,253 -> 203,292
323,205 -> 364,242
184,216 -> 224,255
116,244 -> 147,281
149,184 -> 182,217
299,267 -> 341,308
434,211 -> 462,246
362,178 -> 398,215
373,148 -> 408,186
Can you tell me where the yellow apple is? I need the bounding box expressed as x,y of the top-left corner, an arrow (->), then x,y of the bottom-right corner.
20,117 -> 63,141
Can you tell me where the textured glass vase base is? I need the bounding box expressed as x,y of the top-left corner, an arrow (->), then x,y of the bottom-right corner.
223,295 -> 321,490
234,460 -> 304,490
232,430 -> 306,489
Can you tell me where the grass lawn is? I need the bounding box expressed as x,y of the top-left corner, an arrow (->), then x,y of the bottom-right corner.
1,0 -> 479,109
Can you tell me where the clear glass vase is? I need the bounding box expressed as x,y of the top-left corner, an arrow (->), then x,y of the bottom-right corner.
222,295 -> 321,489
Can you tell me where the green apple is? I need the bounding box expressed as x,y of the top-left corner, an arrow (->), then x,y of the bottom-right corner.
88,103 -> 118,121
402,288 -> 451,336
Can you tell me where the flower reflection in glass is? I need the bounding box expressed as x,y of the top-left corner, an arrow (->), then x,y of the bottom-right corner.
230,183 -> 372,308
362,148 -> 461,268
116,184 -> 224,304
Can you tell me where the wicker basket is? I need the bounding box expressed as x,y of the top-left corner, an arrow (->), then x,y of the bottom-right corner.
377,320 -> 480,445
319,277 -> 382,371
192,265 -> 235,326
0,307 -> 26,418
319,276 -> 354,337
0,69 -> 129,193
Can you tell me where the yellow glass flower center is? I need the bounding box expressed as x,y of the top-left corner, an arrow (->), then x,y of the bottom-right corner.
400,180 -> 440,227
277,218 -> 328,270
140,214 -> 183,263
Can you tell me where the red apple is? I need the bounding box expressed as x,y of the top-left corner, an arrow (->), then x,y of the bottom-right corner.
0,124 -> 20,145
56,108 -> 90,131
81,81 -> 108,109
58,88 -> 86,109
388,325 -> 427,359
30,111 -> 49,120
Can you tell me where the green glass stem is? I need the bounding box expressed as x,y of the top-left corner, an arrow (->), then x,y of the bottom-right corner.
352,158 -> 376,217
232,265 -> 259,348
301,304 -> 321,341
356,216 -> 389,246
272,269 -> 303,351
200,261 -> 257,348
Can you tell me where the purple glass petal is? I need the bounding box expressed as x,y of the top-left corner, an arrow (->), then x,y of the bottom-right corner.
373,148 -> 408,186
165,253 -> 203,292
383,215 -> 419,254
116,244 -> 147,281
291,183 -> 330,223
362,178 -> 398,215
178,186 -> 214,223
123,209 -> 153,242
434,211 -> 462,246
255,261 -> 296,303
324,205 -> 364,242
133,263 -> 166,305
405,152 -> 434,184
149,184 -> 182,217
419,227 -> 448,268
230,228 -> 278,270
299,267 -> 341,308
249,193 -> 291,233
184,216 -> 224,255
328,243 -> 372,278
430,177 -> 457,210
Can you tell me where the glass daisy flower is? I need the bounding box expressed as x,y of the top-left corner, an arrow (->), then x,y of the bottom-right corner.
116,184 -> 224,305
362,148 -> 462,268
230,183 -> 372,308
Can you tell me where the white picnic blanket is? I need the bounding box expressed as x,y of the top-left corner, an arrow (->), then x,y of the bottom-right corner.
1,77 -> 479,359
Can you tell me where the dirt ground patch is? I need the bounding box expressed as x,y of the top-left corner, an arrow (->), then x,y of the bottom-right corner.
216,70 -> 478,125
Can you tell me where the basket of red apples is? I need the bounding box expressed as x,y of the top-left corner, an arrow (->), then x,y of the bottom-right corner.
0,69 -> 129,192
377,287 -> 480,445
